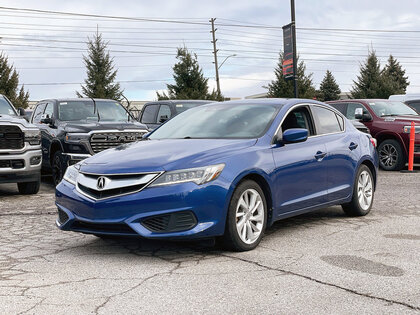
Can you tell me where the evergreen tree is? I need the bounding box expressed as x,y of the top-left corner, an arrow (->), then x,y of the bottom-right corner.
382,55 -> 409,94
318,70 -> 341,101
157,47 -> 221,100
351,50 -> 396,99
0,53 -> 29,108
266,52 -> 316,98
77,32 -> 123,100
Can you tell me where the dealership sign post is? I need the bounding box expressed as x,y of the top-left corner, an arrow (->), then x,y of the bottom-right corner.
283,0 -> 298,97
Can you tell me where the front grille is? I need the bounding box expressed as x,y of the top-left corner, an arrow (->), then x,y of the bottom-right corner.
142,211 -> 197,233
76,172 -> 160,200
89,131 -> 145,153
0,159 -> 25,169
0,125 -> 24,150
57,208 -> 69,224
71,221 -> 136,235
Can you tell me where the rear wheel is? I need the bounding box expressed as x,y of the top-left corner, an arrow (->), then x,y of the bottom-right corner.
223,180 -> 267,251
342,165 -> 374,216
378,139 -> 405,171
17,180 -> 40,195
52,150 -> 66,186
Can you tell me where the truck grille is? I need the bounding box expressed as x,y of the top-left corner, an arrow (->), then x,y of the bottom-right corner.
141,211 -> 197,233
0,125 -> 24,150
89,131 -> 145,153
415,144 -> 420,153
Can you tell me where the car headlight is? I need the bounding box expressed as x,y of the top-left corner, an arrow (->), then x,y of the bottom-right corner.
63,164 -> 80,185
150,164 -> 225,187
24,129 -> 41,145
65,133 -> 90,143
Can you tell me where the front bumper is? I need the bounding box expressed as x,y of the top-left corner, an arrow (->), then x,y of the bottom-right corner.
0,149 -> 42,183
55,177 -> 231,239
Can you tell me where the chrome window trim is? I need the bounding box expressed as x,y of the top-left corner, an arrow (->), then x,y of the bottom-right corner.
271,103 -> 346,144
75,170 -> 164,201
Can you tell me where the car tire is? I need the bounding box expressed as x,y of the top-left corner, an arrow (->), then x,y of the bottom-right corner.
223,180 -> 267,251
17,180 -> 40,195
378,139 -> 405,171
342,165 -> 374,216
52,150 -> 66,186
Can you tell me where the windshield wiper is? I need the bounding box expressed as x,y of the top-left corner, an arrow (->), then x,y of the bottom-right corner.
381,114 -> 398,117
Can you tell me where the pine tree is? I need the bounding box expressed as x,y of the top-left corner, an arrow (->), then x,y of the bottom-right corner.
266,52 -> 316,98
382,55 -> 409,94
157,47 -> 221,100
351,50 -> 396,99
77,32 -> 123,100
0,53 -> 30,108
318,70 -> 341,101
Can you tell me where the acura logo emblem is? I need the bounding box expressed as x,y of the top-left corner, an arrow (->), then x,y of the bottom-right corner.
97,176 -> 107,190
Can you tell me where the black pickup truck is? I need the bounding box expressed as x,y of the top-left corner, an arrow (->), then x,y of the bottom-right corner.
30,98 -> 148,185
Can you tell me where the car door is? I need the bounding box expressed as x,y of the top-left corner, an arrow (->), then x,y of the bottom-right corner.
272,105 -> 329,215
140,104 -> 160,130
156,104 -> 172,124
40,102 -> 56,167
311,105 -> 358,201
31,103 -> 48,166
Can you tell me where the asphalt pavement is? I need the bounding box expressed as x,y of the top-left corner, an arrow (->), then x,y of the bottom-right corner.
0,170 -> 419,314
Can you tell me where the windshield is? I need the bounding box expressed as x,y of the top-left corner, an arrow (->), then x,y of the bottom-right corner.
174,102 -> 209,114
58,100 -> 130,122
149,103 -> 279,139
368,101 -> 418,117
0,96 -> 17,116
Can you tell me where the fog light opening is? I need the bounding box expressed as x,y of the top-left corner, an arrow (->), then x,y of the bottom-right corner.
30,156 -> 42,165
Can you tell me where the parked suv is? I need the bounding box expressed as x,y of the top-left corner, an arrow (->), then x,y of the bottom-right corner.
0,95 -> 42,194
140,100 -> 213,130
327,99 -> 420,171
389,94 -> 420,114
31,98 -> 148,185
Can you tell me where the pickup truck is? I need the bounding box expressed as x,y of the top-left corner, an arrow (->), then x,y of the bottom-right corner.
30,98 -> 148,185
327,99 -> 420,171
0,94 -> 42,194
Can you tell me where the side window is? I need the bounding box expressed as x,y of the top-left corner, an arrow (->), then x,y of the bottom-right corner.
44,102 -> 54,118
346,103 -> 367,120
32,103 -> 46,124
336,114 -> 345,131
312,106 -> 342,135
281,106 -> 315,135
141,104 -> 159,124
157,105 -> 171,123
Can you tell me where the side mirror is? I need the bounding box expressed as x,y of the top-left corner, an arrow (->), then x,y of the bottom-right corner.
159,115 -> 169,123
362,112 -> 372,122
40,114 -> 53,125
17,107 -> 26,116
282,128 -> 309,144
354,108 -> 363,120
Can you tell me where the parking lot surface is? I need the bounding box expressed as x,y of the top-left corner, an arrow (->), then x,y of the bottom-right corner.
0,171 -> 419,314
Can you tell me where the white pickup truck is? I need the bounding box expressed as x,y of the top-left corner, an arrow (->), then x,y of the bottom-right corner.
0,95 -> 42,194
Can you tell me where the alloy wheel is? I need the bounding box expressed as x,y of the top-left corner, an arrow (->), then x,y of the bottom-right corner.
379,144 -> 398,168
52,155 -> 63,186
235,188 -> 265,244
357,170 -> 373,211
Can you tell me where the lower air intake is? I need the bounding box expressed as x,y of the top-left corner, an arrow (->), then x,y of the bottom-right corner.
141,211 -> 197,233
57,208 -> 69,224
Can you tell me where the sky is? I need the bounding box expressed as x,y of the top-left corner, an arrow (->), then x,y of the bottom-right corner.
1,0 -> 420,101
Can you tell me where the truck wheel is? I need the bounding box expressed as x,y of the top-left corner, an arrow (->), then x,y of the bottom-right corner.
342,165 -> 374,216
223,180 -> 267,251
378,139 -> 405,171
17,180 -> 40,195
52,150 -> 66,186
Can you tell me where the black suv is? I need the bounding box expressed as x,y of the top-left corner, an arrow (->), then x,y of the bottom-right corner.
140,100 -> 212,130
31,98 -> 148,185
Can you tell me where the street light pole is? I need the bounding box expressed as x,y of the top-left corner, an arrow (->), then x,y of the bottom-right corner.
218,54 -> 236,70
210,18 -> 221,96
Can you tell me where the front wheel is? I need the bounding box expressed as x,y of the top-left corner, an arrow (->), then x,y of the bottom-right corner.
342,165 -> 374,216
52,150 -> 66,186
17,180 -> 40,195
223,180 -> 267,251
378,139 -> 405,171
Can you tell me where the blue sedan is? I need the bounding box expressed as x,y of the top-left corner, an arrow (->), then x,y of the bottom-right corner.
56,99 -> 378,251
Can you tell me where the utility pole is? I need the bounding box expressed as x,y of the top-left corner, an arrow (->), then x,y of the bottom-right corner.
291,0 -> 298,98
210,18 -> 221,96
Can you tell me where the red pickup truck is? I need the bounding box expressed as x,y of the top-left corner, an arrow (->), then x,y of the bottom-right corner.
327,99 -> 420,171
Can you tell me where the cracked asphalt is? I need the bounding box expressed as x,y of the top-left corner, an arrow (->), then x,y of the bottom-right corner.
0,171 -> 419,314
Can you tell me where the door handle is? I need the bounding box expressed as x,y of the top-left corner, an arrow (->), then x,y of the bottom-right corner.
349,142 -> 358,150
314,151 -> 327,160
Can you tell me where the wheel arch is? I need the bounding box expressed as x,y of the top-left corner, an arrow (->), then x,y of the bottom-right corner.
359,159 -> 377,191
375,131 -> 407,155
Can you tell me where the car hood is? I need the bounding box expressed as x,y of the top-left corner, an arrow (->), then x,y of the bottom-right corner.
0,114 -> 38,129
61,120 -> 148,133
381,115 -> 420,124
80,138 -> 257,174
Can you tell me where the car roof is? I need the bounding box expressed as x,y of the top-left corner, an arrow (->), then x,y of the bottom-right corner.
389,94 -> 420,101
211,98 -> 327,108
326,99 -> 393,103
143,100 -> 213,105
39,98 -> 119,103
